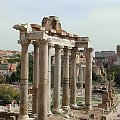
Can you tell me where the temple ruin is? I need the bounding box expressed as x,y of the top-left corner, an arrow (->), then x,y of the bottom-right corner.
13,16 -> 93,120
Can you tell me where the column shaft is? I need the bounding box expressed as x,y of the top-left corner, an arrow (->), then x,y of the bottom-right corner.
83,67 -> 86,85
18,43 -> 29,119
38,41 -> 48,120
32,42 -> 39,117
70,47 -> 77,107
54,45 -> 61,112
47,46 -> 52,114
85,48 -> 93,110
80,65 -> 84,89
62,47 -> 69,109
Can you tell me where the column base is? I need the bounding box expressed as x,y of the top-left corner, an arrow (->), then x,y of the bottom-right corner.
62,106 -> 70,111
31,114 -> 37,118
52,108 -> 63,114
85,104 -> 92,110
17,115 -> 35,120
47,111 -> 52,116
70,104 -> 78,109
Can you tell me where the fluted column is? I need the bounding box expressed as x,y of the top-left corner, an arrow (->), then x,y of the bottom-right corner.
53,45 -> 62,113
18,40 -> 30,120
70,47 -> 77,107
32,41 -> 39,117
38,41 -> 48,120
85,48 -> 93,110
62,46 -> 70,110
47,45 -> 52,115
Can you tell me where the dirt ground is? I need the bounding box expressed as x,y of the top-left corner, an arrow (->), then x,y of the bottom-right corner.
48,108 -> 100,120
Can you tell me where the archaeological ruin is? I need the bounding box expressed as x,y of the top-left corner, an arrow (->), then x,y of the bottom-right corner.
13,16 -> 94,120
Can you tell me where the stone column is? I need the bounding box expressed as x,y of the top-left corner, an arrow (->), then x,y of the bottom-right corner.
62,46 -> 70,110
38,41 -> 48,120
47,45 -> 52,115
79,65 -> 84,89
70,47 -> 77,108
53,45 -> 62,113
18,40 -> 30,120
83,67 -> 86,85
85,48 -> 93,110
32,41 -> 39,118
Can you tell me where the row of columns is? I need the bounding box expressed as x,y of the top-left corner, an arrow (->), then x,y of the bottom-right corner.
18,39 -> 93,120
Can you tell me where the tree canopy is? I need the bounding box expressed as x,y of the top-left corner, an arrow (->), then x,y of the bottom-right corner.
0,84 -> 20,105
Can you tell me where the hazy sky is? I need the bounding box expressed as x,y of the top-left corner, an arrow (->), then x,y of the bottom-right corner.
1,0 -> 120,52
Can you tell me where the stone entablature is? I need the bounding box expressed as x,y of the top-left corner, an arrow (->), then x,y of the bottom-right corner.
75,37 -> 90,48
13,16 -> 90,48
14,24 -> 75,48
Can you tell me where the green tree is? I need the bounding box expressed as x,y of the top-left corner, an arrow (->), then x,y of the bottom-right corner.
6,53 -> 33,84
10,72 -> 18,82
92,71 -> 102,83
0,85 -> 20,105
7,59 -> 16,63
28,53 -> 33,82
0,75 -> 6,84
107,65 -> 120,87
6,75 -> 10,83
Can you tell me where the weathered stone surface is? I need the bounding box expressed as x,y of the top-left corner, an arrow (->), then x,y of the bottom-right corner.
85,48 -> 93,110
42,16 -> 62,34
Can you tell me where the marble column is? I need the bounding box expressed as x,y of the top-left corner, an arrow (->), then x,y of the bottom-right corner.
32,41 -> 39,117
85,48 -> 93,110
79,65 -> 84,89
62,46 -> 70,110
53,45 -> 62,113
70,47 -> 77,108
47,45 -> 52,115
83,67 -> 86,85
38,41 -> 48,120
18,40 -> 30,120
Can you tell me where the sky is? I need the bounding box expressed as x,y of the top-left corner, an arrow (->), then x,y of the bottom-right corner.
1,0 -> 120,52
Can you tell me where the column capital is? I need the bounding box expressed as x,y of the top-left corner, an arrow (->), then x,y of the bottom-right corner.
32,41 -> 39,47
55,45 -> 63,49
38,40 -> 49,45
72,47 -> 78,51
86,48 -> 94,52
63,46 -> 69,51
18,40 -> 30,46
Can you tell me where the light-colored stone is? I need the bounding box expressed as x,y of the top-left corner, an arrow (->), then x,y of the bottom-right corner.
38,40 -> 48,120
53,45 -> 62,112
62,46 -> 70,110
70,47 -> 77,107
32,41 -> 39,117
47,45 -> 52,115
18,42 -> 30,120
85,48 -> 93,110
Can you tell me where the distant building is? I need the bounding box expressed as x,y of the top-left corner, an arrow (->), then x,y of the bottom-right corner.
114,45 -> 120,65
117,45 -> 120,58
95,51 -> 116,58
0,63 -> 17,76
95,51 -> 117,67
